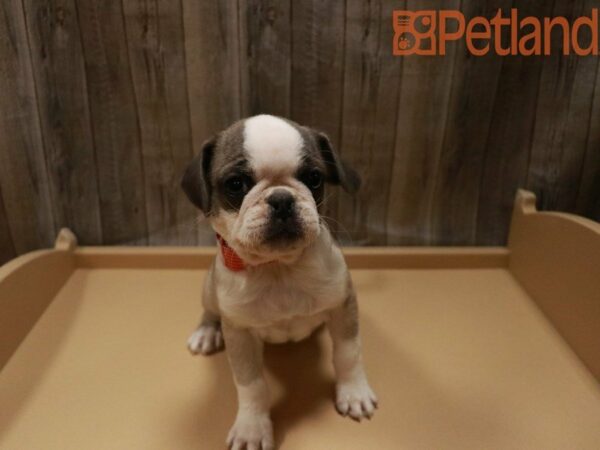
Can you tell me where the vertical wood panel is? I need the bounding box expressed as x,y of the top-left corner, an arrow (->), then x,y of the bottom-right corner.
75,0 -> 148,245
527,0 -> 596,213
23,0 -> 103,245
476,0 -> 555,245
239,0 -> 291,117
0,187 -> 16,265
337,0 -> 402,245
290,0 -> 346,232
576,57 -> 600,222
290,0 -> 345,136
122,0 -> 196,245
0,0 -> 55,254
386,0 -> 461,245
429,0 -> 510,245
182,0 -> 241,244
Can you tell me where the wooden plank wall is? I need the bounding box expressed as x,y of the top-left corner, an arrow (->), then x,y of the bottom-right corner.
0,0 -> 599,263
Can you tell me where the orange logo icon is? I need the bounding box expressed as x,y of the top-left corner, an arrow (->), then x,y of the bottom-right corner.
393,11 -> 437,55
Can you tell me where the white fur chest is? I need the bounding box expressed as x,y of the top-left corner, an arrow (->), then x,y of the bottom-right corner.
254,312 -> 330,343
215,239 -> 348,343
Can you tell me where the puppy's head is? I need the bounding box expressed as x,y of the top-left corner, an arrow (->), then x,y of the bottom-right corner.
182,115 -> 359,264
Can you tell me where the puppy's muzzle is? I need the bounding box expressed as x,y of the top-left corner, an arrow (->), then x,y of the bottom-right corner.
264,189 -> 303,244
268,189 -> 295,220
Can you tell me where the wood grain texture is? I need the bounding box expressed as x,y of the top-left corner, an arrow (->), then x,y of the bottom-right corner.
0,0 -> 55,254
182,0 -> 241,244
290,0 -> 345,136
75,0 -> 148,245
290,0 -> 346,232
239,0 -> 291,117
429,0 -> 511,245
23,0 -> 103,245
0,0 -> 600,262
475,0 -> 556,245
0,187 -> 16,265
386,0 -> 461,245
576,56 -> 600,222
526,0 -> 595,213
337,0 -> 402,245
122,0 -> 196,245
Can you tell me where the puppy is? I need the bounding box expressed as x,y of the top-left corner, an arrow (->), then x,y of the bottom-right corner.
182,115 -> 377,449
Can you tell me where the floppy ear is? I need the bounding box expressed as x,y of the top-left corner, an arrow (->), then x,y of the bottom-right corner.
314,131 -> 361,194
181,136 -> 217,214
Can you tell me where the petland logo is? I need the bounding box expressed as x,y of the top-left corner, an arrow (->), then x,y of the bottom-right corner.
393,9 -> 599,56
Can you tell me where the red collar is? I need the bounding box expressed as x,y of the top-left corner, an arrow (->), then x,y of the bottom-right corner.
215,234 -> 246,272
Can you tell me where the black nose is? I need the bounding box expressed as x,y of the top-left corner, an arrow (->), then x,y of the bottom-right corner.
267,190 -> 295,220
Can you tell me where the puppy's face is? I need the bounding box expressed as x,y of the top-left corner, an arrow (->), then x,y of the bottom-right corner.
182,115 -> 359,264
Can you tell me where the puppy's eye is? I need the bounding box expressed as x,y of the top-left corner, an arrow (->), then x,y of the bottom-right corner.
225,176 -> 245,195
304,170 -> 323,190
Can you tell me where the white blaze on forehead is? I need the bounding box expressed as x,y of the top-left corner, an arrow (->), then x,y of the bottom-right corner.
243,115 -> 303,176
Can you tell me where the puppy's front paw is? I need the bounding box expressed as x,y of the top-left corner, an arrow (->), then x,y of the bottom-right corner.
227,413 -> 274,450
336,377 -> 378,421
187,323 -> 224,355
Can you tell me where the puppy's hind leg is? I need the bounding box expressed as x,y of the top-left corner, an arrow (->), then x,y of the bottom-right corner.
187,309 -> 224,356
187,264 -> 224,356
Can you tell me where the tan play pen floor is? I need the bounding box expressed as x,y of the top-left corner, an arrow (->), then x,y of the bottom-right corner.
1,191 -> 599,449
